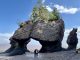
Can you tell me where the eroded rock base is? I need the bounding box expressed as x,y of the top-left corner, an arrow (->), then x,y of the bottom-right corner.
39,40 -> 62,53
0,40 -> 16,54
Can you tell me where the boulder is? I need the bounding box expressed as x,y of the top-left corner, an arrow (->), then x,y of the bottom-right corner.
31,19 -> 64,42
7,20 -> 33,56
39,40 -> 62,52
12,20 -> 33,40
67,28 -> 78,50
2,19 -> 64,55
31,19 -> 64,52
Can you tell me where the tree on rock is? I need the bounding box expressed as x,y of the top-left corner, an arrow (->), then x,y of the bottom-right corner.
30,0 -> 49,23
30,0 -> 61,23
49,7 -> 60,21
52,7 -> 60,20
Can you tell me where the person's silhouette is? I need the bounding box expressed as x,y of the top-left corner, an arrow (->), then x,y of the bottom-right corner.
34,49 -> 39,56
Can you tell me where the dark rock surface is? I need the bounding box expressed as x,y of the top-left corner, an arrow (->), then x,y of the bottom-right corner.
12,20 -> 33,40
7,38 -> 30,56
39,40 -> 62,52
7,20 -> 33,56
1,19 -> 64,56
31,19 -> 64,42
31,19 -> 64,52
67,28 -> 78,50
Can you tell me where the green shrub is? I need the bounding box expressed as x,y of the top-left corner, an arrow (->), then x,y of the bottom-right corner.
52,7 -> 60,20
30,0 -> 60,23
18,22 -> 26,28
30,0 -> 49,23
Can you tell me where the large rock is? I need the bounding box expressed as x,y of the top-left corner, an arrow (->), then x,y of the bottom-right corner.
7,20 -> 33,56
31,19 -> 64,52
2,19 -> 64,56
31,19 -> 64,42
67,28 -> 78,50
39,40 -> 62,52
12,20 -> 33,40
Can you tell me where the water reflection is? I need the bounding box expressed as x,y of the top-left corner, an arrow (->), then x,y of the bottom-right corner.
25,52 -> 43,58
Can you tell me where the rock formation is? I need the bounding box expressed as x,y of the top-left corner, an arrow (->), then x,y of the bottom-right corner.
0,19 -> 64,56
67,28 -> 78,50
31,19 -> 64,52
7,20 -> 33,56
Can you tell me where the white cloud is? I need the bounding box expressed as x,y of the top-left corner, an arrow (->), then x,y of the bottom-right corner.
54,4 -> 80,14
76,27 -> 80,49
0,32 -> 14,44
46,4 -> 80,14
46,6 -> 53,12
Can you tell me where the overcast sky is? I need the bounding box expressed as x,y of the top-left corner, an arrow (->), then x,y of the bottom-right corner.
0,0 -> 80,48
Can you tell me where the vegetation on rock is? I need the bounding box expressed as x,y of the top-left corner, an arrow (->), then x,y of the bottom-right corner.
18,21 -> 26,28
30,0 -> 60,23
30,0 -> 49,23
18,0 -> 61,27
49,8 -> 60,21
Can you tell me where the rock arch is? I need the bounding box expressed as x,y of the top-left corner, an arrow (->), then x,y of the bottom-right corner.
27,38 -> 42,52
0,19 -> 64,56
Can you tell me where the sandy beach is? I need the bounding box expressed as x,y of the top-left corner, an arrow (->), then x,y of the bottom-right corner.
0,44 -> 80,60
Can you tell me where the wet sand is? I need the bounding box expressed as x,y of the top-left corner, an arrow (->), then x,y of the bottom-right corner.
0,44 -> 80,60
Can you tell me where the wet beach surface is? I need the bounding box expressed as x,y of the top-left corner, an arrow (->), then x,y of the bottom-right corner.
0,50 -> 80,60
0,44 -> 80,60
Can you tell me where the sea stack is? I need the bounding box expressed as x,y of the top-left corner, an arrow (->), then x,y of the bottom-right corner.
67,28 -> 78,50
5,18 -> 64,56
7,20 -> 33,56
31,19 -> 64,52
0,1 -> 65,55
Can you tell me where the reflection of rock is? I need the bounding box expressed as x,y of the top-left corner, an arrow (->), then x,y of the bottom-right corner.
31,19 -> 64,52
67,28 -> 78,50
